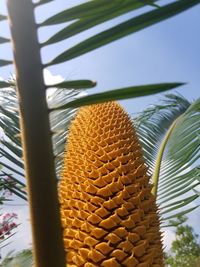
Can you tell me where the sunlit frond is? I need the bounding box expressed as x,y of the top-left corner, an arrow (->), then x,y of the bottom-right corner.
135,94 -> 200,226
0,81 -> 83,193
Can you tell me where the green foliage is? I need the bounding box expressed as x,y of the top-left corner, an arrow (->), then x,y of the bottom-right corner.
43,0 -> 200,65
135,94 -> 200,226
52,83 -> 184,110
166,217 -> 200,267
1,0 -> 199,102
0,83 -> 83,183
0,14 -> 7,21
0,249 -> 33,267
0,60 -> 12,67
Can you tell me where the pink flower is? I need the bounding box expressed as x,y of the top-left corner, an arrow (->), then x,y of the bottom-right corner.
2,212 -> 18,221
0,212 -> 18,240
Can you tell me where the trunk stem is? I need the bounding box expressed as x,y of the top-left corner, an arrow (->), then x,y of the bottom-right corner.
151,118 -> 179,197
6,1 -> 66,266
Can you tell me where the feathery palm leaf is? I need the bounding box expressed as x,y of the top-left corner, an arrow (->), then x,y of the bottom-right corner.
48,87 -> 87,173
0,87 -> 26,200
135,94 -> 200,227
42,0 -> 200,66
1,0 -> 199,102
0,82 -> 84,194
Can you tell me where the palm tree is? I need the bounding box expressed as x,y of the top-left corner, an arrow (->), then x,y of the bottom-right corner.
0,0 -> 200,266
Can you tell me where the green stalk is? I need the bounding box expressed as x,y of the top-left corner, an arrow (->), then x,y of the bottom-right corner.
6,1 -> 65,267
151,118 -> 179,197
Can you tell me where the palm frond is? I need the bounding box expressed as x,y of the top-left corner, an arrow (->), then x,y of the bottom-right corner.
135,94 -> 200,226
38,0 -> 199,113
51,83 -> 184,110
0,37 -> 10,44
0,60 -> 12,67
2,0 -> 198,104
0,81 -> 83,194
0,87 -> 25,200
37,0 -> 199,102
40,0 -> 155,26
1,249 -> 33,267
0,81 -> 11,88
47,87 -> 85,174
34,0 -> 53,6
48,80 -> 96,90
44,0 -> 200,65
0,14 -> 7,21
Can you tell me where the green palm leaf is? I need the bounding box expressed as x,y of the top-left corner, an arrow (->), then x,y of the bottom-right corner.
51,83 -> 184,110
40,0 -> 149,26
0,37 -> 10,44
0,88 -> 25,198
0,14 -> 7,21
41,0 -> 155,46
45,0 -> 200,65
0,82 -> 82,191
34,0 -> 53,6
0,60 -> 12,67
0,81 -> 11,88
47,87 -> 85,173
48,79 -> 96,89
135,94 -> 200,226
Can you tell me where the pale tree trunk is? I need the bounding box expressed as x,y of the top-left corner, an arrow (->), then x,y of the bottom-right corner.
6,1 -> 66,266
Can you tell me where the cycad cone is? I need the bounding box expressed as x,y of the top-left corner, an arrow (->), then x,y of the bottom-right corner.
59,102 -> 164,267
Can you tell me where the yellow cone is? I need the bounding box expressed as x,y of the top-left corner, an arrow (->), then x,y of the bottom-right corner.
59,102 -> 163,267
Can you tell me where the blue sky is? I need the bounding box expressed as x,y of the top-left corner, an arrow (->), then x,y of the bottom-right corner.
0,0 -> 200,257
1,1 -> 200,115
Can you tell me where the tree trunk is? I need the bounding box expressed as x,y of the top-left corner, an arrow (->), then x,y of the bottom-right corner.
6,1 -> 66,266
